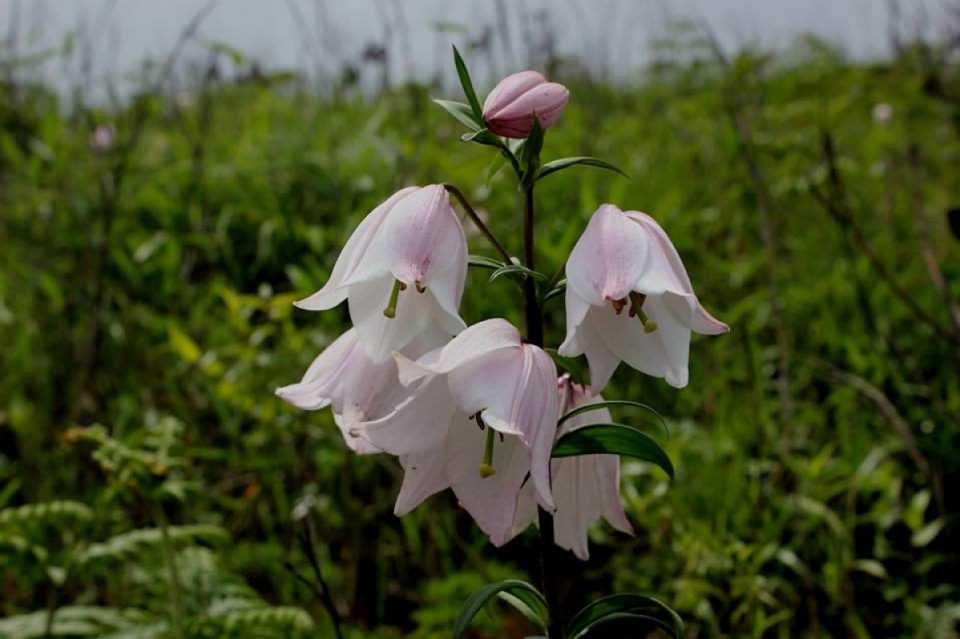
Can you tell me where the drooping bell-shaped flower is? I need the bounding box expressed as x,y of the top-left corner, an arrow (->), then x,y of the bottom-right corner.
294,185 -> 468,362
559,204 -> 728,390
350,318 -> 560,546
275,325 -> 449,454
482,71 -> 570,139
512,376 -> 634,560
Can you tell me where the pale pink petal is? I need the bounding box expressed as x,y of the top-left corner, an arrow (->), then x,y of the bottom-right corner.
332,413 -> 382,454
509,483 -> 539,540
566,204 -> 651,307
395,318 -> 522,385
482,71 -> 548,116
551,454 -> 602,560
594,453 -> 634,535
559,284 -> 591,353
445,413 -> 531,546
627,211 -> 729,335
589,300 -> 691,388
348,276 -> 441,363
448,345 -> 558,510
380,185 -> 465,286
661,291 -> 730,335
349,375 -> 458,455
562,315 -> 621,391
491,82 -> 569,132
294,187 -> 417,310
337,323 -> 448,431
424,215 -> 468,335
394,451 -> 450,516
274,329 -> 362,410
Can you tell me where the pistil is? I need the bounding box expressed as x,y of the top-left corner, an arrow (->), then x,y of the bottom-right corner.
628,291 -> 658,333
382,279 -> 406,318
478,426 -> 497,478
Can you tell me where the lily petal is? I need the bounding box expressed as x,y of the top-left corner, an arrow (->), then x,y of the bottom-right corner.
566,204 -> 651,306
294,187 -> 418,310
348,276 -> 441,363
274,329 -> 361,410
394,451 -> 450,516
445,412 -> 532,546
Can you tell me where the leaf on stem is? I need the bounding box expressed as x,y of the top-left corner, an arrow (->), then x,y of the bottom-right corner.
567,593 -> 684,639
488,263 -> 547,283
432,99 -> 482,131
453,580 -> 549,639
468,254 -> 506,270
536,156 -> 628,182
552,424 -> 674,479
452,45 -> 484,121
541,279 -> 566,303
558,400 -> 669,439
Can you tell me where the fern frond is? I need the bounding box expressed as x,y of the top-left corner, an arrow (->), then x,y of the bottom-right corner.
0,501 -> 94,529
77,524 -> 229,564
0,606 -> 146,639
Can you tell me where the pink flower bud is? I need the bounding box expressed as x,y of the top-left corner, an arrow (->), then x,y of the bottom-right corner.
482,71 -> 569,138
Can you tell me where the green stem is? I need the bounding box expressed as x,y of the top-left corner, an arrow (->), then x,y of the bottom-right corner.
521,183 -> 564,639
444,183 -> 513,264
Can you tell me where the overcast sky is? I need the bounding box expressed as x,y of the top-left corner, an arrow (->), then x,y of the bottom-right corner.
1,0 -> 951,95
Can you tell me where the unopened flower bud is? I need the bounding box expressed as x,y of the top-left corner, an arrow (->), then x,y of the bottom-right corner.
482,71 -> 569,139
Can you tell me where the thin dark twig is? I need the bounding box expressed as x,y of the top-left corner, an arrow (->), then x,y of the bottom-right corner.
296,519 -> 344,639
444,183 -> 514,263
811,134 -> 960,346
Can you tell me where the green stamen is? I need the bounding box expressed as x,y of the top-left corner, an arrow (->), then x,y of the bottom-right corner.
478,426 -> 497,478
382,279 -> 405,318
629,291 -> 658,333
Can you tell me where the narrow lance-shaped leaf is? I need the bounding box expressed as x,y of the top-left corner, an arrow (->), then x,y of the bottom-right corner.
452,45 -> 483,121
468,254 -> 506,271
541,279 -> 566,303
567,594 -> 684,639
453,580 -> 549,639
559,400 -> 669,438
489,263 -> 548,283
552,424 -> 674,479
497,592 -> 548,634
537,156 -> 629,182
433,99 -> 482,131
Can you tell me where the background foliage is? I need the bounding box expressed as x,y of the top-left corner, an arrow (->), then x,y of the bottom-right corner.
1,18 -> 959,639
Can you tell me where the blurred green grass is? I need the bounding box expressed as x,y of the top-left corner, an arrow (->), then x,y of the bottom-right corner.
1,31 -> 959,638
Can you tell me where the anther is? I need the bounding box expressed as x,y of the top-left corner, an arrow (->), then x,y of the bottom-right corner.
382,279 -> 405,318
478,426 -> 497,478
415,282 -> 426,293
611,298 -> 627,315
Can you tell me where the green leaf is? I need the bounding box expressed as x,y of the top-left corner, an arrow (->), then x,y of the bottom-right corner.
537,156 -> 629,182
567,594 -> 684,639
559,400 -> 669,439
489,264 -> 547,283
552,425 -> 674,479
468,254 -> 506,270
452,45 -> 483,121
433,99 -> 482,131
541,279 -> 566,303
545,348 -> 587,387
453,580 -> 549,639
497,592 -> 548,633
461,128 -> 501,144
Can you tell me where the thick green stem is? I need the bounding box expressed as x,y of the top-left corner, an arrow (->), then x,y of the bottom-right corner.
521,184 -> 564,638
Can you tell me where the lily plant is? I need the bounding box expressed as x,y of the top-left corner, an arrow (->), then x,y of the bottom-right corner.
278,47 -> 727,639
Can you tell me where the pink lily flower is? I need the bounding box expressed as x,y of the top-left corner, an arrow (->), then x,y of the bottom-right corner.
275,325 -> 449,454
351,318 -> 560,546
294,185 -> 468,362
559,204 -> 729,390
512,376 -> 634,560
482,71 -> 570,138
